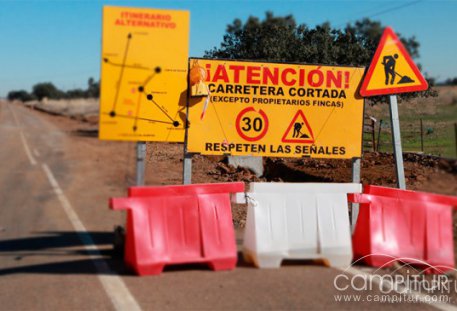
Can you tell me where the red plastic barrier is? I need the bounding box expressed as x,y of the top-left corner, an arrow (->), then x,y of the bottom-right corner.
110,182 -> 244,276
129,182 -> 244,197
350,185 -> 457,273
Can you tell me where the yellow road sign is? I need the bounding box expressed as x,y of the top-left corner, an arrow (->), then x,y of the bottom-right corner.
99,6 -> 189,141
187,59 -> 365,159
360,27 -> 428,96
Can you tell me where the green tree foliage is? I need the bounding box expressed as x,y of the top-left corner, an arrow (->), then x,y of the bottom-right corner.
87,77 -> 100,98
441,77 -> 457,86
66,89 -> 87,98
32,82 -> 64,100
7,90 -> 35,102
7,77 -> 100,101
205,13 -> 436,102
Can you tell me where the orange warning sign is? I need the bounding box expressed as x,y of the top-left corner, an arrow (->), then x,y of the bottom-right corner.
360,27 -> 428,97
187,58 -> 365,159
281,110 -> 314,144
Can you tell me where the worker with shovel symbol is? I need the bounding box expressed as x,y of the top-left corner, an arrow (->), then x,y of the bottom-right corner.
382,54 -> 399,85
293,122 -> 309,138
382,53 -> 416,85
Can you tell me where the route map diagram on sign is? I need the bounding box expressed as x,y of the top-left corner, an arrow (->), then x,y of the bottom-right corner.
186,58 -> 365,159
99,6 -> 189,142
360,27 -> 428,97
103,33 -> 180,131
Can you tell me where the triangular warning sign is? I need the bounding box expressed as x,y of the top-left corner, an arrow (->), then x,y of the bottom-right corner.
281,110 -> 315,144
360,27 -> 428,97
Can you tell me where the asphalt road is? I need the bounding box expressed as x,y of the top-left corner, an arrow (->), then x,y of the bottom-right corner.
0,101 -> 446,310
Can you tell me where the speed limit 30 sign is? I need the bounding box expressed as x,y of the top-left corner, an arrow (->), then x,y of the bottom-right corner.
235,107 -> 269,142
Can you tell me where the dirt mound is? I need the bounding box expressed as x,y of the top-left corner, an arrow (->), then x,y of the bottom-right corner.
22,98 -> 99,124
190,151 -> 457,195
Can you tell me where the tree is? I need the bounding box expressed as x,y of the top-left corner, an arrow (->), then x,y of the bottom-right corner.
205,13 -> 436,102
32,82 -> 64,100
7,77 -> 101,102
87,77 -> 100,98
7,90 -> 35,102
66,89 -> 86,99
442,77 -> 457,86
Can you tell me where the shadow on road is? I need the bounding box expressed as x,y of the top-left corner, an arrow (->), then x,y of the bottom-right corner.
0,231 -> 129,276
0,231 -> 258,276
72,128 -> 99,137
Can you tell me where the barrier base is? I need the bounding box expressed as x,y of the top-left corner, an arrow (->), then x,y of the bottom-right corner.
242,248 -> 352,269
132,258 -> 237,276
243,249 -> 283,268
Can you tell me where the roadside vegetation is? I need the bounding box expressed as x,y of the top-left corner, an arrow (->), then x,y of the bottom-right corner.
365,86 -> 457,158
7,78 -> 99,101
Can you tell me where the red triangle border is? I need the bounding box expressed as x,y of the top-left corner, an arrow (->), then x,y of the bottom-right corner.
359,27 -> 428,97
281,110 -> 315,144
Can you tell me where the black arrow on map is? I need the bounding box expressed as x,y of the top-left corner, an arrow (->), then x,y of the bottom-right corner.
109,33 -> 132,117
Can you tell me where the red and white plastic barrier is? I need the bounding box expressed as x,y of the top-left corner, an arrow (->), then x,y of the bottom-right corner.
110,182 -> 244,276
236,183 -> 361,268
350,185 -> 457,273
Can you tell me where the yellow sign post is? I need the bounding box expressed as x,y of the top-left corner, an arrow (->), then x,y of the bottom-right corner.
99,6 -> 189,142
187,59 -> 365,159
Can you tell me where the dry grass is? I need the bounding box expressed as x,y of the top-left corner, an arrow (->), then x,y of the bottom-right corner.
365,86 -> 457,158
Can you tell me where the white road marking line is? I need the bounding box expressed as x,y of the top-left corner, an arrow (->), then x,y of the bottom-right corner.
7,103 -> 37,166
19,132 -> 37,166
33,149 -> 40,157
336,266 -> 457,311
41,163 -> 141,311
7,102 -> 21,126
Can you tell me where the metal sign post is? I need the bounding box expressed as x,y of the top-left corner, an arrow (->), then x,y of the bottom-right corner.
135,142 -> 147,186
114,141 -> 147,254
351,157 -> 361,233
389,95 -> 406,189
183,152 -> 192,185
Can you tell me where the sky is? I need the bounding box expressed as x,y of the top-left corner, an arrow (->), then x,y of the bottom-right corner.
0,0 -> 456,97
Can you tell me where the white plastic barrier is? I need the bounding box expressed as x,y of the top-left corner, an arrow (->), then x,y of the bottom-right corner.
237,183 -> 361,268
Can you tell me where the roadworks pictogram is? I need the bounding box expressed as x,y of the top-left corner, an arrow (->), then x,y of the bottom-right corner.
281,110 -> 315,144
